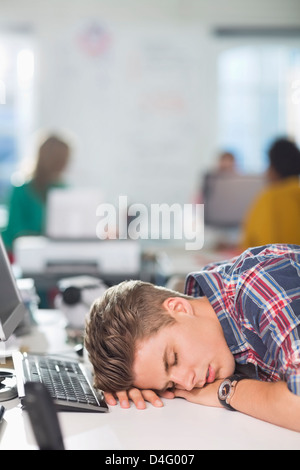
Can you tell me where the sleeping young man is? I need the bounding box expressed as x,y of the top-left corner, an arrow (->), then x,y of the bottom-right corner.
85,244 -> 300,432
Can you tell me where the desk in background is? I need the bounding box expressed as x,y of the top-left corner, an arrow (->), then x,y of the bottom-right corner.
13,237 -> 145,308
12,236 -> 233,308
1,310 -> 300,450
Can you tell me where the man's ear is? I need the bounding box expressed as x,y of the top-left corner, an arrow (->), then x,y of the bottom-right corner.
162,297 -> 194,317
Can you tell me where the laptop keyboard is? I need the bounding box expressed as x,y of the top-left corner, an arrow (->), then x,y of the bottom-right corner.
20,353 -> 108,412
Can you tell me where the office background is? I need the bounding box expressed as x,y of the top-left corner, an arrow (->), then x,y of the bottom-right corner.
0,0 -> 300,214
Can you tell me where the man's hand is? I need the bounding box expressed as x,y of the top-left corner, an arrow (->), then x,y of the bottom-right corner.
103,381 -> 223,410
104,380 -> 300,431
104,388 -> 175,409
174,380 -> 223,407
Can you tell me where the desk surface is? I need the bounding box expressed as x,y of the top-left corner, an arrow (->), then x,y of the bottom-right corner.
1,310 -> 300,450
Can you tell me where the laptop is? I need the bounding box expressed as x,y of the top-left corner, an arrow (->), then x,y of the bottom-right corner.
0,234 -> 107,413
13,350 -> 108,413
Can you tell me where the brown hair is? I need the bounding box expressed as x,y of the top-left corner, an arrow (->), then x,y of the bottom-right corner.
84,280 -> 192,392
33,135 -> 70,189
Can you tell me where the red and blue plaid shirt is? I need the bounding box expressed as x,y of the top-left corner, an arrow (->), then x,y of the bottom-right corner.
185,244 -> 300,395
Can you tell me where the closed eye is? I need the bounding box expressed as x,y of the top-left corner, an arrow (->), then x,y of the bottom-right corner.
173,352 -> 178,367
162,351 -> 178,392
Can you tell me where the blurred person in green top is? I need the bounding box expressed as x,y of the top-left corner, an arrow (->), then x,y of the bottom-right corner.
2,133 -> 71,256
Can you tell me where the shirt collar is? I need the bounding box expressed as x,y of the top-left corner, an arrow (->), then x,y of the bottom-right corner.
185,271 -> 248,354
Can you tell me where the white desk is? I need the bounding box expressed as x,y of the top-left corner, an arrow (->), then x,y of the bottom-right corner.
1,311 -> 300,451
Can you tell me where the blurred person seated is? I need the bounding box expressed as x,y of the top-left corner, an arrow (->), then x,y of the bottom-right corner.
201,151 -> 239,203
207,151 -> 238,179
240,137 -> 300,249
214,151 -> 238,175
2,133 -> 71,257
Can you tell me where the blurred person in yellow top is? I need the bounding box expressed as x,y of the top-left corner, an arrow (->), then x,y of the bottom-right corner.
241,137 -> 300,249
2,133 -> 71,258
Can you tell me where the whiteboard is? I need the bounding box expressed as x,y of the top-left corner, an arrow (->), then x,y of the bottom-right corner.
41,21 -> 206,207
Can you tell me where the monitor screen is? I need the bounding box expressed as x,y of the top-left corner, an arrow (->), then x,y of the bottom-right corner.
203,173 -> 265,228
0,235 -> 26,341
45,187 -> 103,240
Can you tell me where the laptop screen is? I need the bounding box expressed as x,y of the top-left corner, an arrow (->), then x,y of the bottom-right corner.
0,235 -> 26,341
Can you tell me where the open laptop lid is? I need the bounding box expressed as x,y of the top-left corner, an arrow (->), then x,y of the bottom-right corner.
0,236 -> 26,341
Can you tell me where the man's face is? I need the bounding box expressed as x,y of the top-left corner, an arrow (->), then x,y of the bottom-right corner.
133,306 -> 235,393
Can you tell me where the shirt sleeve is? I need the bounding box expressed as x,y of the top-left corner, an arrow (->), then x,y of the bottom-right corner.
278,331 -> 300,395
237,250 -> 300,395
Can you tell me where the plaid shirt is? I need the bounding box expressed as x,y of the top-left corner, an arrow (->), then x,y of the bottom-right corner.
185,244 -> 300,395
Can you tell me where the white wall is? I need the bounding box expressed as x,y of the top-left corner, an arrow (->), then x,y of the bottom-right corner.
1,0 -> 300,206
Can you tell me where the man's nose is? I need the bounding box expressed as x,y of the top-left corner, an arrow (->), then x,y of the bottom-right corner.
170,369 -> 193,391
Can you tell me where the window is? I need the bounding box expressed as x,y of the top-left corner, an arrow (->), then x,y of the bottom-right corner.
217,45 -> 300,173
0,32 -> 35,228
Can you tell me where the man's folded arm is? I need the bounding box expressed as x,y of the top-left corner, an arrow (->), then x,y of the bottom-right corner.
230,379 -> 300,432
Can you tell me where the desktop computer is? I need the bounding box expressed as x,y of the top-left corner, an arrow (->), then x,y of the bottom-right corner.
203,173 -> 265,228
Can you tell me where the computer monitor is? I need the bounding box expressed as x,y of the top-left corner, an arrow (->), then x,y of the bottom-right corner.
45,187 -> 103,239
0,235 -> 26,341
203,173 -> 266,228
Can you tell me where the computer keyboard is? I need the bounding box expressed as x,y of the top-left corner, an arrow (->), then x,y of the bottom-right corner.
13,352 -> 108,413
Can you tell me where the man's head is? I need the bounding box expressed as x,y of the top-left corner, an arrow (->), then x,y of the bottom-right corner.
85,279 -> 235,394
84,280 -> 192,392
268,137 -> 300,181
